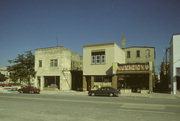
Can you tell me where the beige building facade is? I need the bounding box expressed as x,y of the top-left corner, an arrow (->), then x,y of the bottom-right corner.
83,42 -> 155,93
115,47 -> 155,93
35,46 -> 82,91
83,43 -> 125,91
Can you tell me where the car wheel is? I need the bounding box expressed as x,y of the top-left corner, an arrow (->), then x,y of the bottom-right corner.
115,93 -> 119,97
30,91 -> 34,94
109,93 -> 114,97
19,91 -> 23,93
91,93 -> 95,96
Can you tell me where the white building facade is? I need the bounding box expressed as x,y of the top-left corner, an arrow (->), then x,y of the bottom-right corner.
0,66 -> 10,82
170,34 -> 180,94
35,46 -> 82,91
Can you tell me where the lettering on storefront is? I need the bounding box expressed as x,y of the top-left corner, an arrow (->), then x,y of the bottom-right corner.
117,63 -> 149,71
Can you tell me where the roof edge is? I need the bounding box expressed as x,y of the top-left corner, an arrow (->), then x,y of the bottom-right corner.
83,42 -> 116,47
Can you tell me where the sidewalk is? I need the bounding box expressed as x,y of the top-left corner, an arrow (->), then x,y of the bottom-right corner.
119,92 -> 180,99
1,87 -> 180,99
176,91 -> 180,99
40,90 -> 87,96
40,90 -> 180,99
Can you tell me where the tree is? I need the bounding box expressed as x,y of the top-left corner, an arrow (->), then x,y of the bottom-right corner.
0,72 -> 7,82
7,51 -> 35,85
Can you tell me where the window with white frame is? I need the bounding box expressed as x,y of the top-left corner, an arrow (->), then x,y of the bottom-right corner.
91,51 -> 105,64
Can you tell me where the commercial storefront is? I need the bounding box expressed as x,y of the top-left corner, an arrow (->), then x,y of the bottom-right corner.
113,62 -> 154,93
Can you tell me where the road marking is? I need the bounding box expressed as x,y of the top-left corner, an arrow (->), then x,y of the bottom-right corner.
0,95 -> 180,108
118,108 -> 175,114
121,104 -> 166,110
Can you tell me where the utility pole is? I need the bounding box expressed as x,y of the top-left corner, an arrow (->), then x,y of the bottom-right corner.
165,48 -> 170,90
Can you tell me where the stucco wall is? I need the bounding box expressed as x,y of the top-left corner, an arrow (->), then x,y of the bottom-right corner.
172,35 -> 180,76
114,44 -> 125,64
35,47 -> 71,76
124,47 -> 155,63
83,43 -> 125,75
35,46 -> 82,90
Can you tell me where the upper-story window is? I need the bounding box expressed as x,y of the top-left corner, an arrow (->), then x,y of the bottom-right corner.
91,51 -> 105,64
136,50 -> 140,58
50,59 -> 58,67
39,60 -> 42,67
145,49 -> 150,58
127,51 -> 131,58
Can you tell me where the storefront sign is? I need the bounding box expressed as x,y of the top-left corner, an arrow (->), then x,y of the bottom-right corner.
117,63 -> 149,71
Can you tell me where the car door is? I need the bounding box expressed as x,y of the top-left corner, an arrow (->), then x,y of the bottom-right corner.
23,87 -> 28,93
100,87 -> 107,96
95,88 -> 102,96
105,87 -> 110,96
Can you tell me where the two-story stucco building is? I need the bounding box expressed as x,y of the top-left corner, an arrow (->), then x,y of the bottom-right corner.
83,42 -> 125,91
35,46 -> 82,91
114,46 -> 155,93
83,41 -> 156,93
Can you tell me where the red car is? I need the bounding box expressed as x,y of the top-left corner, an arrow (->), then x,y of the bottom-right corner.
18,86 -> 40,94
0,83 -> 13,87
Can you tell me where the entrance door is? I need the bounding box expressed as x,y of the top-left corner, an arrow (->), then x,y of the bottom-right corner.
86,76 -> 91,91
177,76 -> 180,91
37,76 -> 41,88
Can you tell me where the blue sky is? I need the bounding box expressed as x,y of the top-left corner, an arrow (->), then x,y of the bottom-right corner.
0,0 -> 180,73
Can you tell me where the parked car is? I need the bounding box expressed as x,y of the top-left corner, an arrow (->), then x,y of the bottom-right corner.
88,87 -> 120,97
0,83 -> 13,87
18,86 -> 40,94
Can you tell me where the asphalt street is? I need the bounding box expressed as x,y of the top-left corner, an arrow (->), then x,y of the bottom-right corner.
0,93 -> 180,121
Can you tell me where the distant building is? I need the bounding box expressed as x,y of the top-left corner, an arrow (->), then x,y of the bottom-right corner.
0,66 -> 10,82
34,46 -> 82,91
159,62 -> 170,87
170,34 -> 180,94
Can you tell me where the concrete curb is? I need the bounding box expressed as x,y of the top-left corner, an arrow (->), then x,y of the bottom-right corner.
1,89 -> 180,99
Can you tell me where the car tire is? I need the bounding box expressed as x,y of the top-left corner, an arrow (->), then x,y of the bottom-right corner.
19,91 -> 23,93
91,93 -> 95,96
109,93 -> 114,97
115,93 -> 119,97
30,91 -> 34,94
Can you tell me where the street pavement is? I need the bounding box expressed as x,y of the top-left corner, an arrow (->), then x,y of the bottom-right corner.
0,92 -> 180,121
1,86 -> 180,99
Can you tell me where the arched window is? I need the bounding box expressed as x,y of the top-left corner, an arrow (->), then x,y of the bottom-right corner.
145,49 -> 150,58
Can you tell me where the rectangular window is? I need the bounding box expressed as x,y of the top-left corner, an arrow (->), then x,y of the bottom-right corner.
136,50 -> 140,57
96,55 -> 101,64
50,59 -> 58,67
91,56 -> 96,64
127,51 -> 131,58
39,60 -> 42,67
101,55 -> 105,63
91,51 -> 105,64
